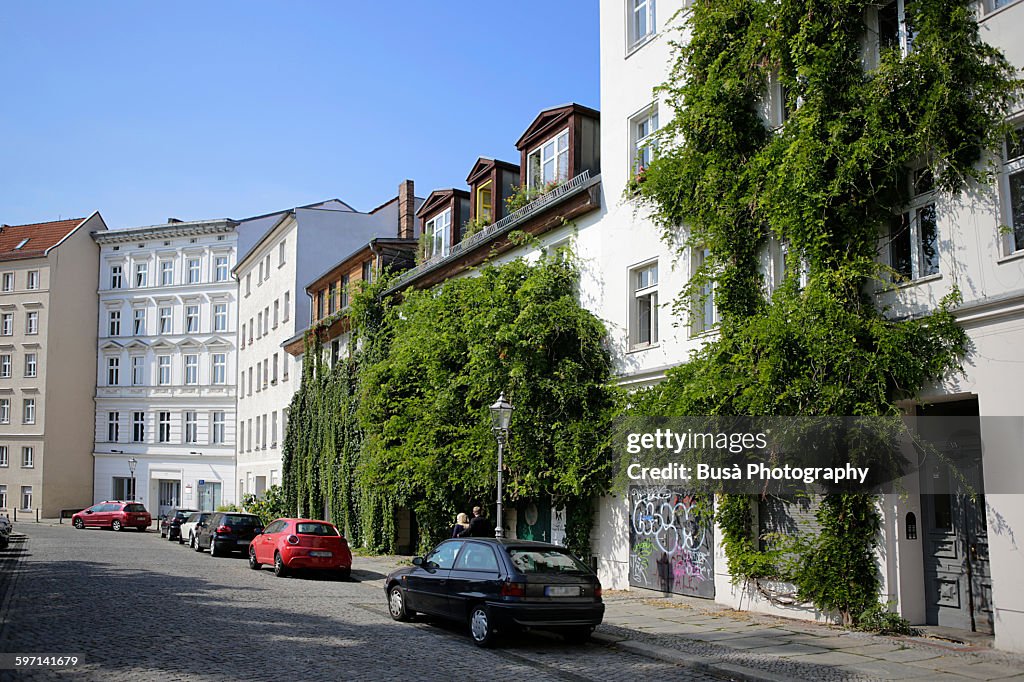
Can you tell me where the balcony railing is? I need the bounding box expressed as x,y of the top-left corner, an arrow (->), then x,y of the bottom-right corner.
385,170 -> 593,295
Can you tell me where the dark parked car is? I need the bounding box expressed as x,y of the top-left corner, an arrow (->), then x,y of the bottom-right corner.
159,508 -> 199,541
194,512 -> 263,557
72,502 -> 151,532
385,539 -> 604,647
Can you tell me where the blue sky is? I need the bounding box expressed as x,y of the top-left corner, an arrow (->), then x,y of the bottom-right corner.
0,2 -> 599,229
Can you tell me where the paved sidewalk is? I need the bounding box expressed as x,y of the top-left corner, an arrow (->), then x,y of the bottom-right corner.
353,553 -> 1024,681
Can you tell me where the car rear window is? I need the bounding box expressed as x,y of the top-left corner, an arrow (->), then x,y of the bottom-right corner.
508,548 -> 591,575
174,510 -> 195,519
222,515 -> 261,528
296,522 -> 339,536
124,504 -> 147,513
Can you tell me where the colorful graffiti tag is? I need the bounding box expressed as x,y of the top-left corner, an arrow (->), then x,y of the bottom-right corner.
628,486 -> 714,597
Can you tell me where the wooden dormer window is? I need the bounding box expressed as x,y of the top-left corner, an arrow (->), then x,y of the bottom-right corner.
477,182 -> 493,223
527,129 -> 569,189
426,209 -> 452,258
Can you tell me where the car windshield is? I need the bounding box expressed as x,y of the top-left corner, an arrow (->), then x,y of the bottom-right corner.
223,515 -> 260,528
508,548 -> 591,575
124,504 -> 147,513
174,510 -> 195,519
296,522 -> 339,536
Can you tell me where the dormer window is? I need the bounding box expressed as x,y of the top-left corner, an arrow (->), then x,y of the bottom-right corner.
477,182 -> 494,223
527,130 -> 569,190
14,238 -> 29,250
426,209 -> 452,259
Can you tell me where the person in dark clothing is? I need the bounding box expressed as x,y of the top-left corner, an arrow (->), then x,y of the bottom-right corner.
451,512 -> 470,538
459,506 -> 495,538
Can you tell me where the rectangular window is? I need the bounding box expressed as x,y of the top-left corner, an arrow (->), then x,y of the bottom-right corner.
184,411 -> 198,443
248,318 -> 254,344
133,308 -> 145,335
248,367 -> 253,395
21,447 -> 33,468
279,241 -> 286,265
26,311 -> 38,335
630,262 -> 659,349
2,272 -> 13,292
113,477 -> 135,502
1003,124 -> 1024,254
0,355 -> 10,378
257,311 -> 263,338
184,354 -> 198,385
256,415 -> 262,449
110,265 -> 123,289
362,261 -> 373,285
108,310 -> 120,336
212,411 -> 225,444
632,107 -> 659,172
1,313 -> 12,336
158,411 -> 171,443
264,255 -> 271,280
245,273 -> 251,296
161,260 -> 174,286
247,419 -> 253,452
107,356 -> 120,385
214,303 -> 227,332
185,305 -> 199,333
108,411 -> 120,442
0,448 -> 6,467
212,353 -> 226,384
691,247 -> 718,334
282,354 -> 289,381
135,262 -> 148,287
159,306 -> 172,334
240,369 -> 245,397
262,413 -> 268,449
24,352 -> 37,378
272,353 -> 279,383
340,274 -> 349,309
327,282 -> 337,315
273,299 -> 279,328
131,356 -> 144,385
629,0 -> 656,48
20,486 -> 32,511
133,411 -> 145,442
23,398 -> 35,424
216,256 -> 229,282
889,169 -> 939,281
477,181 -> 494,223
283,291 -> 290,321
0,484 -> 5,509
426,209 -> 452,259
241,323 -> 246,348
27,270 -> 39,290
263,358 -> 269,389
158,355 -> 171,385
527,129 -> 569,189
188,258 -> 201,284
263,306 -> 270,335
256,362 -> 262,392
0,399 -> 8,424
271,411 -> 278,447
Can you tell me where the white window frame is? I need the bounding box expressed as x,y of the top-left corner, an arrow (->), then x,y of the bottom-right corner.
185,305 -> 200,333
24,352 -> 37,378
628,0 -> 657,50
212,353 -> 226,385
26,270 -> 39,290
283,291 -> 290,321
212,411 -> 225,444
1000,122 -> 1024,256
22,446 -> 33,468
23,398 -> 35,425
158,411 -> 171,443
213,303 -> 228,332
133,411 -> 146,443
108,411 -> 120,442
527,129 -> 570,190
216,256 -> 229,282
184,354 -> 199,385
629,261 -> 659,350
184,411 -> 198,444
888,168 -> 940,282
159,306 -> 172,334
188,258 -> 201,284
691,246 -> 718,335
131,356 -> 144,385
107,356 -> 120,386
158,355 -> 171,385
0,398 -> 8,424
160,260 -> 174,286
133,308 -> 145,336
0,447 -> 7,468
426,209 -> 452,259
20,486 -> 32,511
110,265 -> 123,289
135,262 -> 149,288
0,355 -> 9,378
26,311 -> 38,335
630,105 -> 659,173
1,313 -> 12,336
108,310 -> 121,336
1,272 -> 13,292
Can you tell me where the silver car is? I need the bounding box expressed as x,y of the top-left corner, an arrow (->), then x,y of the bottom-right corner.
179,511 -> 212,547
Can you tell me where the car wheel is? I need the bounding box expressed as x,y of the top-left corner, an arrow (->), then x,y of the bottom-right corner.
112,519 -> 123,532
335,567 -> 351,581
387,585 -> 414,621
72,518 -> 84,530
192,534 -> 202,552
469,605 -> 496,647
563,626 -> 594,644
178,533 -> 185,545
209,540 -> 219,558
248,546 -> 262,570
137,526 -> 147,532
273,552 -> 289,578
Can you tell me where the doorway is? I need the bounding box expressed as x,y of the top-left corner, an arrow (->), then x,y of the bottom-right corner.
917,399 -> 993,634
157,480 -> 180,519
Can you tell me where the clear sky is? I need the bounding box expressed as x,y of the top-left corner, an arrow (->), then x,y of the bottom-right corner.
0,1 -> 599,229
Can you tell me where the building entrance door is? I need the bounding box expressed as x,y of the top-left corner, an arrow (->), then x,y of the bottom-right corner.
158,480 -> 180,519
918,400 -> 993,634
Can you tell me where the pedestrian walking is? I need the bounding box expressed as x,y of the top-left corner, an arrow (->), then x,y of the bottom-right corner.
451,512 -> 470,538
459,506 -> 495,538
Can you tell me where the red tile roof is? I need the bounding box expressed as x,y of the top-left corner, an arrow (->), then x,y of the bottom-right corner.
0,218 -> 85,262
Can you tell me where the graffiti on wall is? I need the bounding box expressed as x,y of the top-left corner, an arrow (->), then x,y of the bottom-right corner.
628,486 -> 714,598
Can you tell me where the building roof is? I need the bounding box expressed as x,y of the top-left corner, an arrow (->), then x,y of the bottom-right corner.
0,217 -> 87,262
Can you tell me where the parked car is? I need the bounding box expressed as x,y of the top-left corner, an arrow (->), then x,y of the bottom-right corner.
248,518 -> 352,579
0,515 -> 11,549
71,502 -> 151,532
159,508 -> 199,541
384,539 -> 604,647
194,512 -> 263,557
180,511 -> 213,547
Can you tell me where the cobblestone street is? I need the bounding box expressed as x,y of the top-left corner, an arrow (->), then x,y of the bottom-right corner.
0,524 -> 711,681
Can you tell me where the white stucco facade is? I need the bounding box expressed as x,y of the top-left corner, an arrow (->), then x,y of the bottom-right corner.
92,220 -> 238,517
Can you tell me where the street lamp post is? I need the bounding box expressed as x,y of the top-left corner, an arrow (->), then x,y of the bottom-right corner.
489,393 -> 513,539
128,457 -> 137,502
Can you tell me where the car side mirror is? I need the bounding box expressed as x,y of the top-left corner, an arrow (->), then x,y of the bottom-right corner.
85,510 -> 93,515
412,556 -> 424,567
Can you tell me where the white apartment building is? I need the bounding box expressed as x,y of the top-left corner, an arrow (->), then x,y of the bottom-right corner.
92,219 -> 238,517
590,0 -> 1024,654
0,214 -> 107,518
234,199 -> 404,500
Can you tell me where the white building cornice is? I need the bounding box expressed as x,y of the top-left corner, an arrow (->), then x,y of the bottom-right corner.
93,220 -> 237,245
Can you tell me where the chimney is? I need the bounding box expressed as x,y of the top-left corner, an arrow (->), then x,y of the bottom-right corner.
398,179 -> 415,240
167,218 -> 183,224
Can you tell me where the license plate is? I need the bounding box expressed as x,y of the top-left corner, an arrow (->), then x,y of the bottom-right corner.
309,551 -> 333,558
545,585 -> 581,597
237,539 -> 251,545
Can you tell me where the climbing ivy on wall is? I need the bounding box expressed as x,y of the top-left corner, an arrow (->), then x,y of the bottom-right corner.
282,257 -> 617,558
634,0 -> 1021,625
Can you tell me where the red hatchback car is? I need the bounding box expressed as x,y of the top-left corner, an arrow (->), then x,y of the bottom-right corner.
248,518 -> 352,579
72,501 -> 151,532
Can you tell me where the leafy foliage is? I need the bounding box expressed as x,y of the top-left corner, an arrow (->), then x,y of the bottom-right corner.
634,0 -> 1019,626
242,485 -> 291,526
